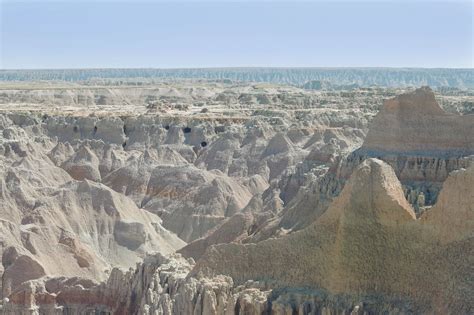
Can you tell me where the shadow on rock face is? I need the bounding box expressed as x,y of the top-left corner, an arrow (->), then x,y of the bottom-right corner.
113,221 -> 147,251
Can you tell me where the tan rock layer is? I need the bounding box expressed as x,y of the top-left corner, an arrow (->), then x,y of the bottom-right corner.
362,87 -> 474,156
192,159 -> 474,314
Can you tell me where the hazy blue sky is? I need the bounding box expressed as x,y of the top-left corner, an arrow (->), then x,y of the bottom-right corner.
1,0 -> 472,69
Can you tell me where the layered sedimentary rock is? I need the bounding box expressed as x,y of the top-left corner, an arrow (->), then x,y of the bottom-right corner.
266,87 -> 474,237
142,165 -> 253,242
421,165 -> 474,243
5,159 -> 471,314
361,86 -> 474,155
352,87 -> 474,211
192,159 -> 473,313
0,83 -> 370,305
0,115 -> 185,298
0,82 -> 473,314
0,253 -> 385,315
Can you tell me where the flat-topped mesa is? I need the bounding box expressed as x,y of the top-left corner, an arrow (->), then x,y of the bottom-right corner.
361,86 -> 474,157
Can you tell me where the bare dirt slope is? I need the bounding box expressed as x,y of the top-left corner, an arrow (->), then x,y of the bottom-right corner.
0,81 -> 472,314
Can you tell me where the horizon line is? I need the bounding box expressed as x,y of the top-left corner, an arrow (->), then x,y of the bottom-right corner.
1,66 -> 473,71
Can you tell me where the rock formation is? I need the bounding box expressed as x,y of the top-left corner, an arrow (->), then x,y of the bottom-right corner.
4,159 -> 471,314
0,80 -> 472,314
0,115 -> 185,298
362,86 -> 474,156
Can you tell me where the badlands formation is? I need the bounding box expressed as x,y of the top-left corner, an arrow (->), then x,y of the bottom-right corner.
0,78 -> 472,314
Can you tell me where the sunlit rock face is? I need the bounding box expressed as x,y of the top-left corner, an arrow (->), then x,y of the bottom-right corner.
0,81 -> 472,314
362,86 -> 474,156
4,159 -> 471,314
348,87 -> 474,211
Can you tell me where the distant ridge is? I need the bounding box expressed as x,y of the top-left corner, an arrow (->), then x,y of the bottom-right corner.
1,68 -> 473,88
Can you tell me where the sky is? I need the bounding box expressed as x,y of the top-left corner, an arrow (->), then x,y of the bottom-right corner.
0,0 -> 472,69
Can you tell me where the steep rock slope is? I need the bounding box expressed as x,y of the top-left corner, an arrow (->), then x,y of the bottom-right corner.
420,165 -> 474,243
192,159 -> 473,313
0,117 -> 185,298
142,165 -> 253,242
1,84 -> 472,314
0,101 -> 368,299
259,87 -> 474,238
5,159 -> 472,314
361,86 -> 474,155
353,87 -> 474,209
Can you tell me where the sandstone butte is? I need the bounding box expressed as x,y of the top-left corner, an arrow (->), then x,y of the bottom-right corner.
362,86 -> 474,156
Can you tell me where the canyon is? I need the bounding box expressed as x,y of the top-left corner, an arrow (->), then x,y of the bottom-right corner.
0,76 -> 472,314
